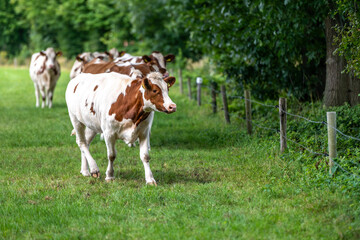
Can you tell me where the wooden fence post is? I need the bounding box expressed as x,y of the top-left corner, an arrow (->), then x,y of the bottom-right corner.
178,68 -> 184,95
187,77 -> 192,100
244,90 -> 252,135
196,77 -> 203,106
211,82 -> 217,114
327,112 -> 337,175
279,98 -> 287,153
221,85 -> 230,124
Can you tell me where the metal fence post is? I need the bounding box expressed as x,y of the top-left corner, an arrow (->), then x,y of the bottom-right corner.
196,77 -> 203,106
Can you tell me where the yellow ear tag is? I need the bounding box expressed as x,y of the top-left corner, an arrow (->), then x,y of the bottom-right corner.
120,52 -> 125,57
166,58 -> 172,62
142,82 -> 146,89
167,83 -> 171,88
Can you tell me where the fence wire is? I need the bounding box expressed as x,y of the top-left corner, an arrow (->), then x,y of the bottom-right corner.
199,84 -> 360,180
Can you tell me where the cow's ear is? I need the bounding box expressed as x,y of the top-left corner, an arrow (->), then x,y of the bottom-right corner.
142,55 -> 151,63
76,54 -> 83,62
40,51 -> 46,56
56,51 -> 62,57
142,78 -> 152,90
164,76 -> 176,88
119,51 -> 126,57
164,54 -> 175,62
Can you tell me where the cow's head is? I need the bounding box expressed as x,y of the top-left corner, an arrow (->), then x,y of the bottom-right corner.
142,51 -> 175,78
108,48 -> 126,60
141,72 -> 176,114
40,48 -> 61,71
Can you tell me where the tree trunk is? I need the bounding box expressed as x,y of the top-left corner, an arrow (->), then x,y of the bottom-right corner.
348,74 -> 360,106
324,17 -> 349,107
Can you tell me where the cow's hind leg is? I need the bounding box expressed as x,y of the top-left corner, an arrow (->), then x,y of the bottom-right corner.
139,132 -> 156,185
40,88 -> 46,108
104,134 -> 117,181
71,117 -> 100,178
80,127 -> 97,176
48,90 -> 53,108
34,83 -> 40,107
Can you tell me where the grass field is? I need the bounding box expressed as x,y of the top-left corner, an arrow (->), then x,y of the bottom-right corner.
0,66 -> 360,239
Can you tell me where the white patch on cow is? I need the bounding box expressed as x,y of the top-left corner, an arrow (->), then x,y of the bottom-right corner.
151,52 -> 165,69
116,62 -> 132,67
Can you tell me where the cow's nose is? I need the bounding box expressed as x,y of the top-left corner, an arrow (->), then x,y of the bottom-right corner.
49,64 -> 54,69
168,104 -> 176,113
163,72 -> 169,78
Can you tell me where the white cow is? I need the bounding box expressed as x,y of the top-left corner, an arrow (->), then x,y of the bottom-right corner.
29,48 -> 61,108
65,72 -> 176,184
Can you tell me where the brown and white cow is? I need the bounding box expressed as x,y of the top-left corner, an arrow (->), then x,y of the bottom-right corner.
69,52 -> 93,80
108,48 -> 125,60
65,72 -> 176,184
82,58 -> 158,79
114,51 -> 175,78
29,48 -> 62,108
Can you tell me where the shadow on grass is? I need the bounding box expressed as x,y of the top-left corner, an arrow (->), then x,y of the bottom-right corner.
117,168 -> 214,185
151,126 -> 244,150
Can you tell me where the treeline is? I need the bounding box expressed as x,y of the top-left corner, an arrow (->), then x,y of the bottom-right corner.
0,0 -> 359,105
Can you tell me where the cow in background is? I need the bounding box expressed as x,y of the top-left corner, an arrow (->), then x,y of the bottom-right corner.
108,48 -> 125,59
70,52 -> 93,80
29,48 -> 62,108
70,50 -> 126,80
114,51 -> 175,78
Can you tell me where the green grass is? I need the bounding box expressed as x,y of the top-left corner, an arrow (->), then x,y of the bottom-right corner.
0,66 -> 359,239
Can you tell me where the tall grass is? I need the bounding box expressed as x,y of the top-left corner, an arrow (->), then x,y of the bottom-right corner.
0,67 -> 359,239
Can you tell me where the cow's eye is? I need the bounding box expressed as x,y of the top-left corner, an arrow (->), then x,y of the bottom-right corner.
153,90 -> 157,93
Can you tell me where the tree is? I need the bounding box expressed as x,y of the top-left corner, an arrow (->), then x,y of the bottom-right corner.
0,0 -> 29,56
181,0 -> 328,101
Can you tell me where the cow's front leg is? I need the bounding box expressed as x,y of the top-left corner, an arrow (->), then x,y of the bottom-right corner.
104,134 -> 116,181
139,133 -> 156,185
48,90 -> 53,108
40,89 -> 46,108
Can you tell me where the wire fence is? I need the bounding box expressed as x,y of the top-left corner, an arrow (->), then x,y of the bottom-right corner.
198,82 -> 360,180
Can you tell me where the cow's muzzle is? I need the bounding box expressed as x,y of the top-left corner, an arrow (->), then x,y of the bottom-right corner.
166,104 -> 176,113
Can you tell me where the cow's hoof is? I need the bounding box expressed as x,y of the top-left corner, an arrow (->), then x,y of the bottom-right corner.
80,170 -> 91,177
105,177 -> 115,182
91,172 -> 100,178
146,181 -> 157,186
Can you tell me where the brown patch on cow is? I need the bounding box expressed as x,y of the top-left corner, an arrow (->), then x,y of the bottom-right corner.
135,58 -> 142,63
74,83 -> 79,93
90,102 -> 96,115
108,80 -> 150,126
143,155 -> 151,163
94,85 -> 98,91
82,59 -> 116,74
143,79 -> 166,112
